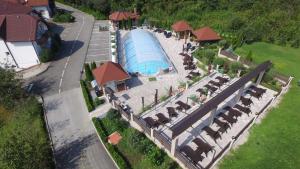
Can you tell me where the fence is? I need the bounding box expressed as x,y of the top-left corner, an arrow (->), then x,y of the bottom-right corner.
233,117 -> 255,140
257,98 -> 274,116
204,142 -> 232,169
219,49 -> 238,60
175,150 -> 201,169
153,130 -> 171,151
132,115 -> 151,135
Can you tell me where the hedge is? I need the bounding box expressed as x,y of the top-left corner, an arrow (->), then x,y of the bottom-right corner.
80,80 -> 94,112
84,64 -> 94,82
92,117 -> 130,169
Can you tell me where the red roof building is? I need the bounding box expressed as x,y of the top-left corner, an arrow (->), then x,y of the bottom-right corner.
92,62 -> 130,92
109,11 -> 139,21
172,20 -> 192,32
192,27 -> 221,42
0,1 -> 32,15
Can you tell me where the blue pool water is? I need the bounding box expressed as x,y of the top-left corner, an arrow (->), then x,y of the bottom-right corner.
123,29 -> 170,76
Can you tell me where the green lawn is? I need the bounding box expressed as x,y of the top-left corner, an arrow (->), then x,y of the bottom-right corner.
219,42 -> 300,169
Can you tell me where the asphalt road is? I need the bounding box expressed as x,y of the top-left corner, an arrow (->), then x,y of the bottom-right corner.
28,3 -> 117,169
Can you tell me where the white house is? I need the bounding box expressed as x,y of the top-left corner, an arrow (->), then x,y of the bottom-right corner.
0,14 -> 50,70
4,0 -> 55,20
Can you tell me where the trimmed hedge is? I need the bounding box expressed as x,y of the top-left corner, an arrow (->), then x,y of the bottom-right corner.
80,80 -> 95,112
92,117 -> 130,169
84,64 -> 94,82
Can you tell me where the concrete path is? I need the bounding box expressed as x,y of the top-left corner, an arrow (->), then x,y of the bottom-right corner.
86,20 -> 111,64
27,3 -> 118,169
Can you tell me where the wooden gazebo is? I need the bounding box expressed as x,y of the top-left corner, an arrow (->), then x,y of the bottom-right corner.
192,26 -> 221,44
109,11 -> 139,29
171,20 -> 192,42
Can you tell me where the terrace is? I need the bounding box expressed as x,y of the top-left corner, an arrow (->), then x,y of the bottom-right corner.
115,28 -> 203,114
113,61 -> 278,169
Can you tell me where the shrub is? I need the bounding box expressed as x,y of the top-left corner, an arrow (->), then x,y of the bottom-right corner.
213,57 -> 226,67
80,80 -> 94,112
84,63 -> 94,81
229,62 -> 244,74
91,61 -> 97,70
203,49 -> 216,64
94,97 -> 105,106
106,108 -> 120,120
39,48 -> 53,63
148,77 -> 157,81
51,33 -> 62,53
147,148 -> 166,166
291,39 -> 300,48
53,11 -> 75,23
246,50 -> 253,62
160,95 -> 168,102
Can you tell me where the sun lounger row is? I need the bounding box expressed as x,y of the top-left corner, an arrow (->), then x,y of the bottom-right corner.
176,100 -> 191,111
186,71 -> 201,80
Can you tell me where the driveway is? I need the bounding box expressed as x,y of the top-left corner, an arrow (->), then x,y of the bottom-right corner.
28,3 -> 117,169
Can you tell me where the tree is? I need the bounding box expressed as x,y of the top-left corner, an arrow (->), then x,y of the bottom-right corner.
84,63 -> 94,81
90,61 -> 97,70
246,50 -> 253,62
0,68 -> 24,109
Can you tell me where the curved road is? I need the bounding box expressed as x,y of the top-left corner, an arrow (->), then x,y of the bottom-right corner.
29,3 -> 117,169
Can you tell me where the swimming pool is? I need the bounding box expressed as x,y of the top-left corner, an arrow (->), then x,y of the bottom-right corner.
122,29 -> 171,76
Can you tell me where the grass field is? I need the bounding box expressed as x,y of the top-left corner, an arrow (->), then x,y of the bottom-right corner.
219,42 -> 300,169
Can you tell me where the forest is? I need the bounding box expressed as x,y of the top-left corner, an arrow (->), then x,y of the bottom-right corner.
59,0 -> 300,48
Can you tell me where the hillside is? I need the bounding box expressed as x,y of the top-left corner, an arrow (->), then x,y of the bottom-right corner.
60,0 -> 300,47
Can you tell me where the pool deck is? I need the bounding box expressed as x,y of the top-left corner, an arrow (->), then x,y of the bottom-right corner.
116,29 -> 204,114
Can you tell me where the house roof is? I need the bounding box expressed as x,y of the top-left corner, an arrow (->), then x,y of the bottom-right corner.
92,61 -> 130,86
25,0 -> 49,7
109,11 -> 139,21
3,14 -> 39,42
5,0 -> 49,7
172,20 -> 192,32
0,1 -> 32,15
108,132 -> 122,145
192,26 -> 221,41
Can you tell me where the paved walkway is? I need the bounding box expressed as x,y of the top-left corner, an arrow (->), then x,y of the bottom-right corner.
86,20 -> 111,64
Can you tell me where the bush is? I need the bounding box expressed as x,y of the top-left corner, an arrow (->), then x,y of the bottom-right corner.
39,48 -> 53,63
53,11 -> 75,23
213,57 -> 226,67
229,62 -> 244,74
94,97 -> 105,106
80,80 -> 94,112
148,148 -> 166,166
91,61 -> 97,70
246,50 -> 253,62
106,108 -> 121,120
84,63 -> 94,81
51,33 -> 62,53
160,95 -> 168,102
